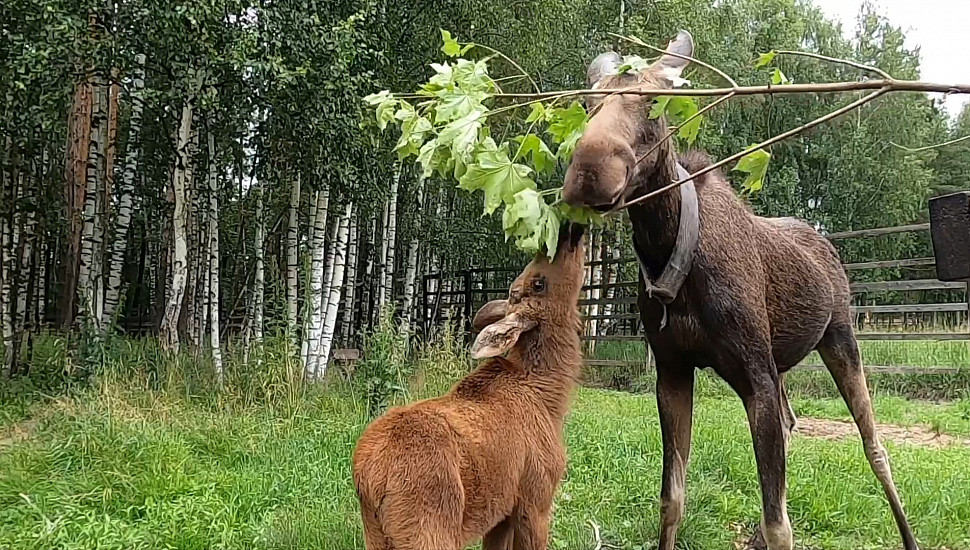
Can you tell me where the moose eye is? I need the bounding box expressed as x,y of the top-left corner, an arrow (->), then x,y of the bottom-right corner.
531,278 -> 546,293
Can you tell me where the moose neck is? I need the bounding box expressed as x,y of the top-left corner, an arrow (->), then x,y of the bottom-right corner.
628,143 -> 682,279
509,315 -> 583,420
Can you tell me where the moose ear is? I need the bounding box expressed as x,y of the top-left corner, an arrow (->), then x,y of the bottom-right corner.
587,51 -> 622,88
470,313 -> 537,359
471,299 -> 508,332
651,30 -> 694,86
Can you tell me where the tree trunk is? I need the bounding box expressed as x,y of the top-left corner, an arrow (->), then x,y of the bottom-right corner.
207,130 -> 222,383
362,210 -> 377,329
314,202 -> 353,380
61,79 -> 93,328
160,95 -> 194,354
340,212 -> 359,344
251,176 -> 264,345
377,166 -> 400,310
103,53 -> 146,327
308,215 -> 340,372
588,231 -> 604,352
401,179 -> 423,327
77,78 -> 108,333
285,172 -> 300,337
301,186 -> 329,373
1,155 -> 16,376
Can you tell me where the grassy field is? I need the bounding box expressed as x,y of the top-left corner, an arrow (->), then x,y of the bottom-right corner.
2,335 -> 970,550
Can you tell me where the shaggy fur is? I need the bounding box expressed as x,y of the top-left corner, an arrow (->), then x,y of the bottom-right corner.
352,225 -> 586,550
563,32 -> 918,550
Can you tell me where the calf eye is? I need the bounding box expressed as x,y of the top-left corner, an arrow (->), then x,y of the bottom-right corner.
531,278 -> 546,293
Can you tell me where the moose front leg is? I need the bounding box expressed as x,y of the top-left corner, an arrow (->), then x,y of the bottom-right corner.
742,370 -> 793,550
656,361 -> 695,550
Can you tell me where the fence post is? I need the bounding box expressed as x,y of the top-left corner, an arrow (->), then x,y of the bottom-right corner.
463,270 -> 472,334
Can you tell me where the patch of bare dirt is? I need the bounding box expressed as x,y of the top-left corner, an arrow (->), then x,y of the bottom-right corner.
0,417 -> 41,451
796,417 -> 970,449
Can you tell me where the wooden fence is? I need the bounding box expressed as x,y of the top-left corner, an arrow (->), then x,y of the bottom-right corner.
422,222 -> 969,373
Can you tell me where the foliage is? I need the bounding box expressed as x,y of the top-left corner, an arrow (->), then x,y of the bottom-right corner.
355,308 -> 411,416
365,30 -> 604,258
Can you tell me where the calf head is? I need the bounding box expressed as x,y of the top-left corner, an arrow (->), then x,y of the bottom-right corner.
563,30 -> 694,210
470,223 -> 586,359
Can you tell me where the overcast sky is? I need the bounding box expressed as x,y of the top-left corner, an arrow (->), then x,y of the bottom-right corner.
811,0 -> 969,118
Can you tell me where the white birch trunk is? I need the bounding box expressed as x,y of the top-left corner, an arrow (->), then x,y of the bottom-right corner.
78,79 -> 108,333
376,194 -> 390,309
206,130 -> 222,382
340,212 -> 359,343
382,169 -> 400,311
602,244 -> 620,321
160,94 -> 194,354
313,202 -> 353,380
1,206 -> 13,376
362,211 -> 377,327
251,178 -> 264,344
310,215 -> 340,369
300,187 -> 329,374
103,53 -> 146,327
401,179 -> 423,327
285,172 -> 300,336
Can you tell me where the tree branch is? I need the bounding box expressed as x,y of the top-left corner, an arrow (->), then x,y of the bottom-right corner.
615,87 -> 892,211
890,134 -> 970,153
775,50 -> 893,80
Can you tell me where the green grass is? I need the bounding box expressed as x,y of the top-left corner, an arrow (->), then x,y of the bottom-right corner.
591,339 -> 970,368
2,370 -> 970,549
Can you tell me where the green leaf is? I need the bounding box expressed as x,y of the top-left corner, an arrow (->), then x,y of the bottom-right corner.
440,29 -> 461,57
556,202 -> 605,226
732,146 -> 772,192
435,88 -> 486,123
375,98 -> 398,131
547,102 -> 588,160
503,188 -> 542,237
755,51 -> 778,68
437,109 -> 483,163
525,102 -> 546,123
540,204 -> 561,259
770,67 -> 792,85
649,96 -> 672,120
363,90 -> 391,105
417,139 -> 439,180
394,115 -> 433,160
650,96 -> 702,145
513,134 -> 556,175
617,55 -> 650,74
459,149 -> 536,214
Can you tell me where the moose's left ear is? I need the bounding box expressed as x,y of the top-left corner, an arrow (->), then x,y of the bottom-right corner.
470,313 -> 538,359
652,30 -> 693,86
472,299 -> 508,332
587,51 -> 621,88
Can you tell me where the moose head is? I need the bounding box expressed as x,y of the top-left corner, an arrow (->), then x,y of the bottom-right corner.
563,30 -> 694,210
470,223 -> 586,359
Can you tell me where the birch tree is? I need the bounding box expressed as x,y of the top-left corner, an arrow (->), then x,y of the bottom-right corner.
401,179 -> 423,327
103,53 -> 146,327
314,201 -> 353,379
301,186 -> 329,373
160,92 -> 195,354
285,172 -> 300,337
206,130 -> 222,382
251,177 -> 264,345
77,78 -> 108,333
340,212 -> 359,343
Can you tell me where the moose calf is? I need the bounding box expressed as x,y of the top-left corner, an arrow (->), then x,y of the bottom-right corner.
352,223 -> 586,550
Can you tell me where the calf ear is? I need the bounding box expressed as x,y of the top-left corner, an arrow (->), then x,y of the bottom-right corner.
470,313 -> 537,359
471,299 -> 508,332
650,30 -> 693,86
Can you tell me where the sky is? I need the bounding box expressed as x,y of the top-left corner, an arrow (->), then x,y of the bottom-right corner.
811,0 -> 969,118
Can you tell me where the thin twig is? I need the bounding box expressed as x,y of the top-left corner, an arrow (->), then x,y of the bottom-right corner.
615,87 -> 892,211
469,43 -> 541,93
610,32 -> 740,88
890,134 -> 970,153
775,49 -> 893,80
632,92 -> 737,170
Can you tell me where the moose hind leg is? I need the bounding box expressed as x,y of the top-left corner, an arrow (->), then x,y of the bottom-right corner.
656,362 -> 695,550
817,322 -> 919,550
778,372 -> 796,455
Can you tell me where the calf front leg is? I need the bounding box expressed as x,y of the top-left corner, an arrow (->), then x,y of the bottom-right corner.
743,371 -> 793,550
656,361 -> 695,550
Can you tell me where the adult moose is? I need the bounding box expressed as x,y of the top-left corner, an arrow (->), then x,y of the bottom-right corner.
562,31 -> 918,550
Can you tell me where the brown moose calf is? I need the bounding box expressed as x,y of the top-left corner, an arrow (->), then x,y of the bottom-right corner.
352,224 -> 586,550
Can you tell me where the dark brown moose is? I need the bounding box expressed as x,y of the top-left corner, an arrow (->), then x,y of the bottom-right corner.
352,224 -> 586,550
562,30 -> 918,550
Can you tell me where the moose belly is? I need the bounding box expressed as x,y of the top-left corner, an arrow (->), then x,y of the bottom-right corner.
766,277 -> 834,370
